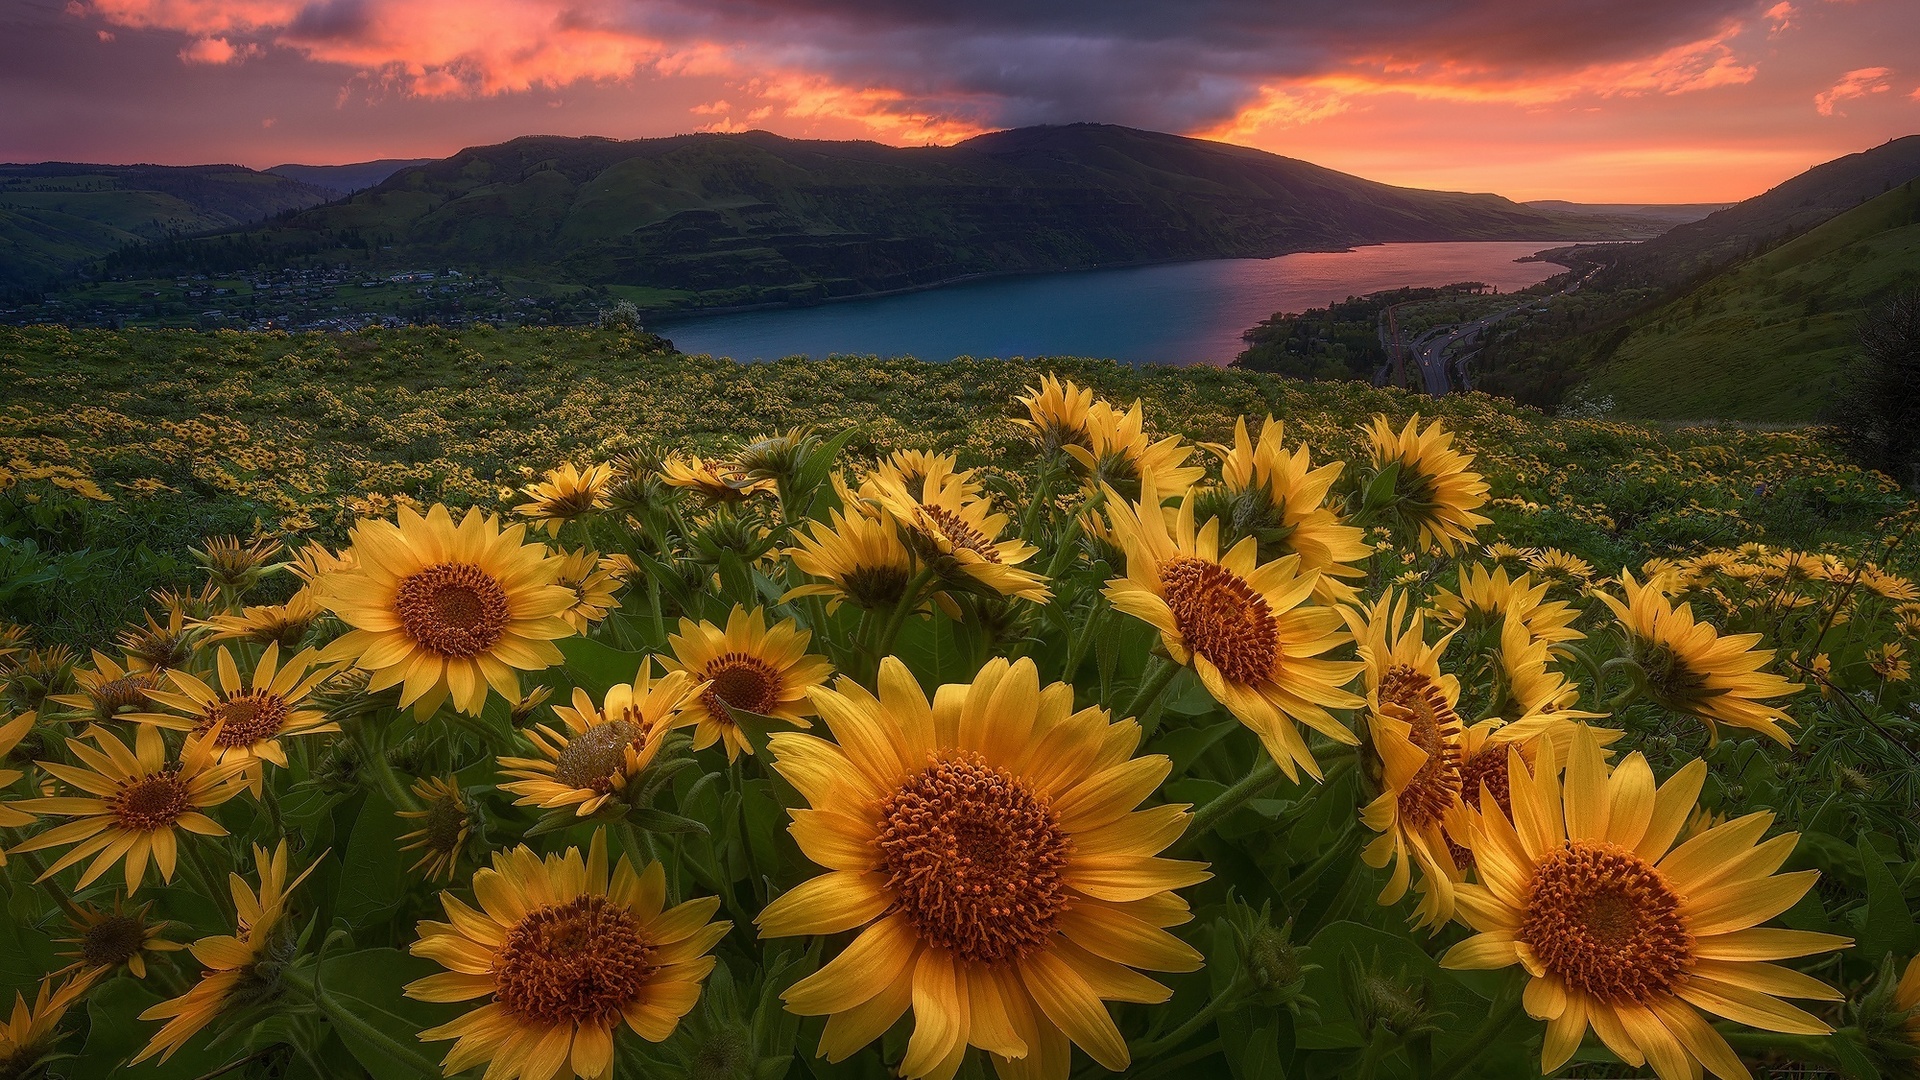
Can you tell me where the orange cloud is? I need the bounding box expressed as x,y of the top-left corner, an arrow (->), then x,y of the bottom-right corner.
1814,66 -> 1891,115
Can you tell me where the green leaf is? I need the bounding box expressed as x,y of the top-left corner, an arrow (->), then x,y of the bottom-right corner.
1152,718 -> 1239,776
332,789 -> 408,927
316,947 -> 447,1080
1855,832 -> 1917,964
627,806 -> 713,837
559,636 -> 652,697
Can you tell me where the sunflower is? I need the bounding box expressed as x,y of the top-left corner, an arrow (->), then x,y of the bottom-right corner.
132,643 -> 338,793
1869,643 -> 1911,683
406,831 -> 728,1080
759,657 -> 1208,1080
1495,612 -> 1607,731
1104,481 -> 1362,780
1364,414 -> 1491,555
873,449 -> 984,501
1014,374 -> 1097,452
868,467 -> 1049,603
0,711 -> 38,859
1065,399 -> 1206,501
196,591 -> 324,650
1598,571 -> 1803,745
784,506 -> 919,612
118,605 -> 199,673
1443,726 -> 1849,1080
1343,590 -> 1473,928
46,650 -> 165,724
398,776 -> 476,881
659,453 -> 774,503
1204,416 -> 1372,603
54,897 -> 184,986
515,462 -> 614,536
498,672 -> 697,817
554,548 -> 626,634
1893,955 -> 1920,1055
318,504 -> 576,717
1526,548 -> 1595,589
661,606 -> 834,761
1430,564 -> 1583,647
0,975 -> 88,1077
10,723 -> 245,892
134,841 -> 320,1064
288,540 -> 356,593
1483,542 -> 1534,571
191,535 -> 285,594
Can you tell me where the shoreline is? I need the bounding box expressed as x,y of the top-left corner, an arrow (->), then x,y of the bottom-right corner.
651,237 -> 1617,324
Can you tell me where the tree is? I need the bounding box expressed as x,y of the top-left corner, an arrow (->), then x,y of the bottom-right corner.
1827,289 -> 1920,488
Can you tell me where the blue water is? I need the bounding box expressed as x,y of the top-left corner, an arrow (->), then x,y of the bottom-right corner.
658,241 -> 1568,366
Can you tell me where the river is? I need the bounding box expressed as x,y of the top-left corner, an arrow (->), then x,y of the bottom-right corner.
656,241 -> 1570,367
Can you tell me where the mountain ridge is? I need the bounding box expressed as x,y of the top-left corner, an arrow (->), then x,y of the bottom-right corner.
85,123 -> 1641,313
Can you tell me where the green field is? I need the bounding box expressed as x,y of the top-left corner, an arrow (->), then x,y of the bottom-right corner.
1580,181 -> 1920,421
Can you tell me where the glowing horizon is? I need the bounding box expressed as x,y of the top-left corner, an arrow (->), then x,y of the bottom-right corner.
3,0 -> 1915,203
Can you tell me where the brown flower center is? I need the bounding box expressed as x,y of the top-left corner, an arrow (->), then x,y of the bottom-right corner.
112,772 -> 189,831
80,914 -> 148,967
875,755 -> 1071,964
701,654 -> 782,722
493,895 -> 656,1025
922,506 -> 1001,563
552,721 -> 641,793
843,565 -> 912,610
91,673 -> 161,717
1161,556 -> 1277,685
1519,841 -> 1694,1003
1640,643 -> 1710,705
423,795 -> 471,852
394,563 -> 511,658
1378,666 -> 1462,830
202,691 -> 290,747
1448,743 -> 1516,871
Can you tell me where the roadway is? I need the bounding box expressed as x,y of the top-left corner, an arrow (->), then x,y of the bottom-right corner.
1378,265 -> 1600,396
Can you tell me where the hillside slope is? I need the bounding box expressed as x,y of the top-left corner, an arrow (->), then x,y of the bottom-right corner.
1604,135 -> 1920,287
0,163 -> 335,290
95,124 -> 1629,312
1580,179 -> 1920,420
266,159 -> 435,197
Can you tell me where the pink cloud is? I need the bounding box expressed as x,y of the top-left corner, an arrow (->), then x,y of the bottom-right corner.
1766,2 -> 1796,36
1814,65 -> 1891,115
178,35 -> 260,64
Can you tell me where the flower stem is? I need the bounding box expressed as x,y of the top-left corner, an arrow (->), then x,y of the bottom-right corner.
870,568 -> 936,671
353,719 -> 419,812
1119,655 -> 1180,722
1182,756 -> 1284,847
1130,971 -> 1248,1060
284,965 -> 445,1079
1427,980 -> 1526,1080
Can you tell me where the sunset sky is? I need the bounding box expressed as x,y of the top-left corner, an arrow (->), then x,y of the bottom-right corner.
3,0 -> 1916,202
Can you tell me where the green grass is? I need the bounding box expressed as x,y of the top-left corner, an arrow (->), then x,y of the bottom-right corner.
1583,181 -> 1920,421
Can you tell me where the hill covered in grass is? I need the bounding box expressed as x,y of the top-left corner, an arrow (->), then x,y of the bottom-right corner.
0,163 -> 336,291
1602,134 -> 1920,289
1579,179 -> 1920,420
90,125 -> 1632,313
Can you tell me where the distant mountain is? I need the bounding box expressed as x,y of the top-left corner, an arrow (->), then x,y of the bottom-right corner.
1579,177 -> 1920,421
1525,200 -> 1728,229
266,159 -> 435,197
1603,135 -> 1920,287
0,163 -> 334,291
92,124 -> 1634,312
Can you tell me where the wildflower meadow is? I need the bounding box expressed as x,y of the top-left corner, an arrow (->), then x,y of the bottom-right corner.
2,327 -> 1919,1080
